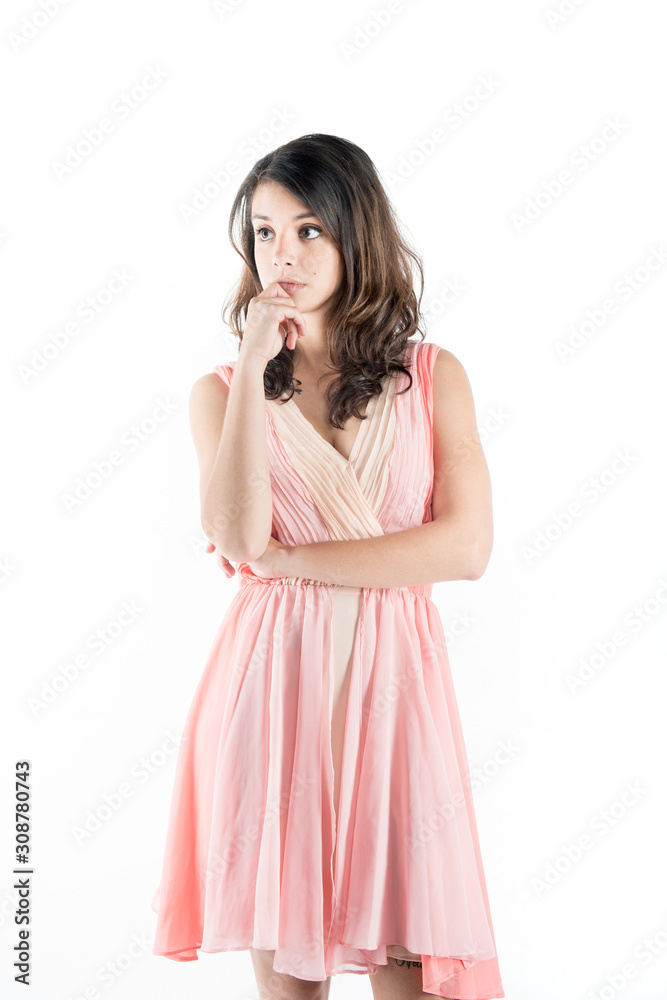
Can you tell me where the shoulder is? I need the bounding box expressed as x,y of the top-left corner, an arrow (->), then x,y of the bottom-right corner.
429,346 -> 478,433
413,341 -> 472,397
189,370 -> 230,415
432,345 -> 471,389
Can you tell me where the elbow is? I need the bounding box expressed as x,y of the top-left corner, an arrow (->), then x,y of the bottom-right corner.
234,539 -> 272,564
466,561 -> 487,582
465,534 -> 493,581
201,515 -> 269,564
204,534 -> 265,564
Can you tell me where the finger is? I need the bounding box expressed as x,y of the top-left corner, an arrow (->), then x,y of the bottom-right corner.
286,314 -> 304,347
288,310 -> 306,340
261,299 -> 306,342
266,280 -> 290,297
215,552 -> 235,574
283,318 -> 297,351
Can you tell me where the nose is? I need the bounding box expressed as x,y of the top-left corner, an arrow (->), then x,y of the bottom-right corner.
270,230 -> 300,268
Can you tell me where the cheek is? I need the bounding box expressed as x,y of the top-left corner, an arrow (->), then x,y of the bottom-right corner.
308,243 -> 341,277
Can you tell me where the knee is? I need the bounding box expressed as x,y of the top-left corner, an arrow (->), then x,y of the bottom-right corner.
250,949 -> 330,1000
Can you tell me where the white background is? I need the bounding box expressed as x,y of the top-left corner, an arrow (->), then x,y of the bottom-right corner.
1,1 -> 666,998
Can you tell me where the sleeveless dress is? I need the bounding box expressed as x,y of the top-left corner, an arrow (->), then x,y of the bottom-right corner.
150,339 -> 505,999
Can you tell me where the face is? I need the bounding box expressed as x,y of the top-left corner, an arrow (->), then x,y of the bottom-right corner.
250,180 -> 344,320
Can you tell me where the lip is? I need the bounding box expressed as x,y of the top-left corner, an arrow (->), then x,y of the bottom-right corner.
277,281 -> 305,291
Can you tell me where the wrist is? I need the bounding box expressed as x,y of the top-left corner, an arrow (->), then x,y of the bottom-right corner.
236,347 -> 267,377
275,539 -> 295,576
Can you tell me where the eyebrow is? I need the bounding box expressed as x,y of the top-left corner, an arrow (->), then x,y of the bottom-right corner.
251,212 -> 318,221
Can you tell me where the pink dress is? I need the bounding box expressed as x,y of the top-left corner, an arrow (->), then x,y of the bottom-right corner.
150,339 -> 505,999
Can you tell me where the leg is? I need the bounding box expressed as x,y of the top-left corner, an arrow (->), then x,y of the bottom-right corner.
369,956 -> 456,1000
249,948 -> 332,1000
329,587 -> 360,878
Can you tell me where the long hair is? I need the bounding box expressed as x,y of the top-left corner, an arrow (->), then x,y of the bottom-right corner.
221,133 -> 426,429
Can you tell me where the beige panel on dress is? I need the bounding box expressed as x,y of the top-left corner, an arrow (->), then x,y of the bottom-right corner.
265,373 -> 399,545
266,375 -> 422,964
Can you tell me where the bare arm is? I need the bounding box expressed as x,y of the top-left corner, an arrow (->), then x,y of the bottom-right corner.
190,353 -> 273,563
276,349 -> 494,587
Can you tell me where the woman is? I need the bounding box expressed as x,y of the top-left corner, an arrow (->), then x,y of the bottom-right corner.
151,133 -> 505,1000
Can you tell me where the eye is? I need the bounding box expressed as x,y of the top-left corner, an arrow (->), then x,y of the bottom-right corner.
254,225 -> 322,241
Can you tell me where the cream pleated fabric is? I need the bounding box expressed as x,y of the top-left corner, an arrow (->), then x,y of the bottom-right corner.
150,340 -> 505,999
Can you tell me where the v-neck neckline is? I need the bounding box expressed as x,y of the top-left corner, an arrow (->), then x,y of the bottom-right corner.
284,389 -> 380,468
279,341 -> 414,468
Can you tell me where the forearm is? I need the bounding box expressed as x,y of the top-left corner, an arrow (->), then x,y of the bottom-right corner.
278,517 -> 484,589
202,353 -> 272,562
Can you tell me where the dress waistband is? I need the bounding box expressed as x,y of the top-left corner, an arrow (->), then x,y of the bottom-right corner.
237,565 -> 432,599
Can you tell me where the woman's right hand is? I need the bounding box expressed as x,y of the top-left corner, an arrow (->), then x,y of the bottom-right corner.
240,280 -> 307,366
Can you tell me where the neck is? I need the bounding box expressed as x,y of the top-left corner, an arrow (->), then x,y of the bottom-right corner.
293,342 -> 333,375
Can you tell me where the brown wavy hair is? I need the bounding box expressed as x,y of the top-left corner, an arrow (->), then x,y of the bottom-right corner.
220,133 -> 426,429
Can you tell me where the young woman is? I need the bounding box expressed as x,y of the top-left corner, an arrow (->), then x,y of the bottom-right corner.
151,134 -> 505,1000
